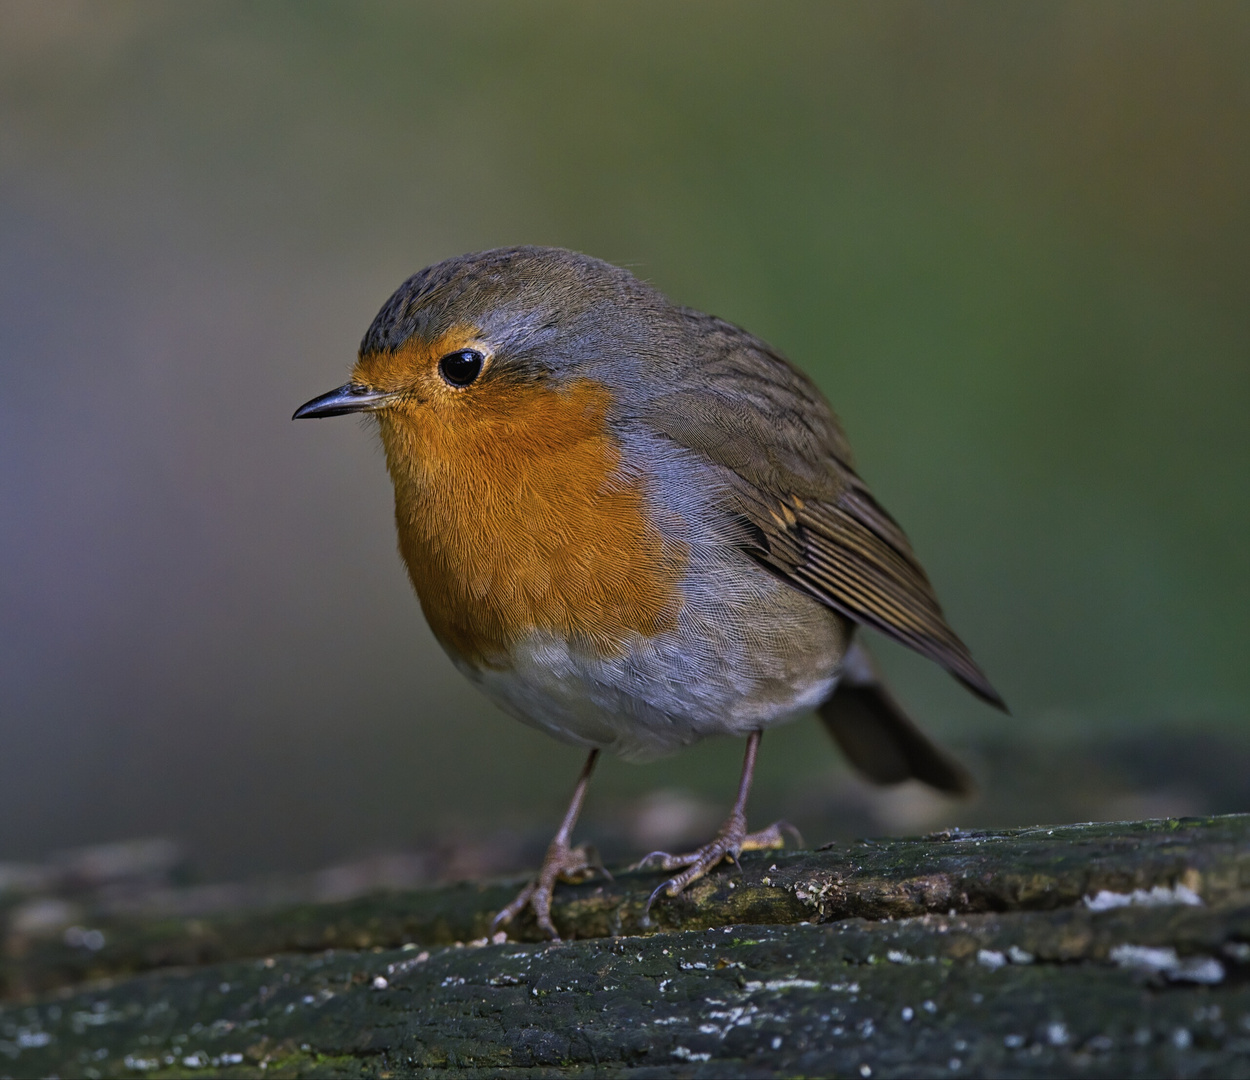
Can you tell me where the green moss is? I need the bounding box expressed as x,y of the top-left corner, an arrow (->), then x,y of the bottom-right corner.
4,816 -> 1250,1077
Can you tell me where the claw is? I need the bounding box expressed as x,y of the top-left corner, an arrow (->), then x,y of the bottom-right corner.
490,881 -> 536,933
643,877 -> 675,924
639,816 -> 797,923
492,841 -> 608,941
492,749 -> 602,942
581,843 -> 614,882
632,850 -> 672,872
634,732 -> 797,926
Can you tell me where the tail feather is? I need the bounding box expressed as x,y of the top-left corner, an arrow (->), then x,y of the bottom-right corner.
819,642 -> 975,796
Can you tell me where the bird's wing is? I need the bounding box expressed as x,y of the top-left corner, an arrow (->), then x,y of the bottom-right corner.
644,313 -> 1005,709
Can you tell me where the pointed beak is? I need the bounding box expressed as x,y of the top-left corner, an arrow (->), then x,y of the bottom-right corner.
292,383 -> 395,420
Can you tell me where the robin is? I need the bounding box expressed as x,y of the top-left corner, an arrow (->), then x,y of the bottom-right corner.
294,246 -> 1005,939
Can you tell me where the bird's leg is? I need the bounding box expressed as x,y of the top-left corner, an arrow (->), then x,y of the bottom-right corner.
492,748 -> 606,941
638,730 -> 799,919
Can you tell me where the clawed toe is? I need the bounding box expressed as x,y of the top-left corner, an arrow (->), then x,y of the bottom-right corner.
492,750 -> 603,941
641,837 -> 734,924
640,816 -> 797,924
633,850 -> 666,871
492,842 -> 608,941
632,848 -> 700,873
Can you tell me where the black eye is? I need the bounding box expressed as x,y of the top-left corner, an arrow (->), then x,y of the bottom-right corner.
438,349 -> 484,388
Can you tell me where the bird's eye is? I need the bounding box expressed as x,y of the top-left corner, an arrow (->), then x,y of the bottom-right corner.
438,349 -> 485,388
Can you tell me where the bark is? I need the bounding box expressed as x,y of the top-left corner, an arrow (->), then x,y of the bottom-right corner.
3,815 -> 1249,1077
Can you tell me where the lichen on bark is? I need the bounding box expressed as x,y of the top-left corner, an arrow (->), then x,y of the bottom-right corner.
3,815 -> 1249,1078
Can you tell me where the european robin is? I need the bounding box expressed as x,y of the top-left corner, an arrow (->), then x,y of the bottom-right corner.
294,246 -> 1005,938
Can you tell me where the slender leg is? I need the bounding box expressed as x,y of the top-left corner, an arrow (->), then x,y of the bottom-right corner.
492,748 -> 605,940
638,730 -> 799,919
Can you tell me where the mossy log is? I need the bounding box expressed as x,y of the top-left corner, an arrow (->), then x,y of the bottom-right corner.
3,816 -> 1249,1077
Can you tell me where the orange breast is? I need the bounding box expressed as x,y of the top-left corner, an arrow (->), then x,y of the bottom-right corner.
377,375 -> 687,668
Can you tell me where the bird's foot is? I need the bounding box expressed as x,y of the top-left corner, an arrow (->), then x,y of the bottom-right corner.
637,813 -> 800,922
491,838 -> 610,941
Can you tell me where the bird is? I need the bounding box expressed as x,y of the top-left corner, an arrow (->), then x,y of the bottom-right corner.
294,245 -> 1005,939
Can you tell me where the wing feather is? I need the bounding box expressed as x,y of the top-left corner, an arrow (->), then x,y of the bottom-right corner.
647,312 -> 1006,709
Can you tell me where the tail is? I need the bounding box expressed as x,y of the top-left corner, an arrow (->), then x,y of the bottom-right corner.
818,641 -> 975,796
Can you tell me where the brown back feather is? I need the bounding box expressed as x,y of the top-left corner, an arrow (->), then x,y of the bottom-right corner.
646,312 -> 1006,710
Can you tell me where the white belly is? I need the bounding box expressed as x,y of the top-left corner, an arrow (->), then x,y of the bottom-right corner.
452,583 -> 847,762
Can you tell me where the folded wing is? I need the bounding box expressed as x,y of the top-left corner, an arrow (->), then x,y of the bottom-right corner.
646,312 -> 1005,710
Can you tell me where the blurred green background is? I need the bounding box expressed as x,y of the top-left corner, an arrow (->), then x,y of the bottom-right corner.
2,2 -> 1248,885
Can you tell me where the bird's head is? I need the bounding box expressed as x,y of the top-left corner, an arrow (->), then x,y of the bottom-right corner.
293,246 -> 672,441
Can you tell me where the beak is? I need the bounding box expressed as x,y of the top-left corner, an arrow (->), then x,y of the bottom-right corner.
292,383 -> 395,420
